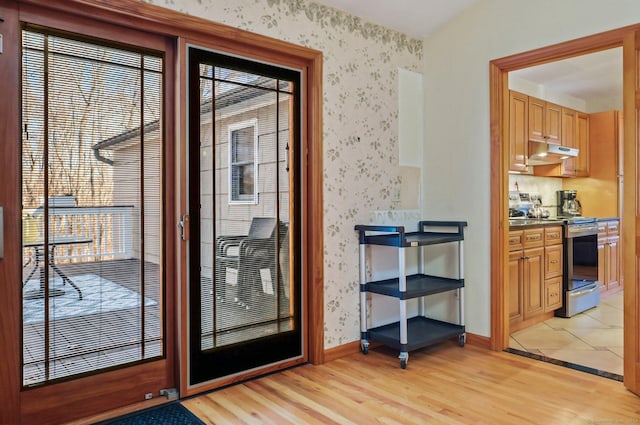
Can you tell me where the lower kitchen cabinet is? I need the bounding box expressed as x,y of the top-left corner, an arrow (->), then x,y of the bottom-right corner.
509,250 -> 524,323
598,220 -> 621,294
544,276 -> 562,312
509,225 -> 563,330
522,246 -> 544,319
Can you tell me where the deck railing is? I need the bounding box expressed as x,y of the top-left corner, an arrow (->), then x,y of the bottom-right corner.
24,205 -> 136,262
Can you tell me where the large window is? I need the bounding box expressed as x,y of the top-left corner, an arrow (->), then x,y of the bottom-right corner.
229,120 -> 258,203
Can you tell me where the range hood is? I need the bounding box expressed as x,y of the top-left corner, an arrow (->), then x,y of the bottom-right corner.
527,141 -> 578,166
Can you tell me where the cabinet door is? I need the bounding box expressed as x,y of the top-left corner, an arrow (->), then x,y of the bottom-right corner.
523,247 -> 544,320
597,238 -> 607,290
561,107 -> 576,176
544,276 -> 562,312
576,112 -> 589,176
528,97 -> 545,143
509,91 -> 529,172
544,244 -> 562,279
545,102 -> 562,144
509,250 -> 524,325
607,235 -> 620,291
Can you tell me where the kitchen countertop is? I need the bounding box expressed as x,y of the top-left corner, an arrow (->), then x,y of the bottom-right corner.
509,216 -> 620,229
509,218 -> 565,229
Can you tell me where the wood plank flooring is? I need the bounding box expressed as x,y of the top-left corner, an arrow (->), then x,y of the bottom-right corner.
181,342 -> 640,424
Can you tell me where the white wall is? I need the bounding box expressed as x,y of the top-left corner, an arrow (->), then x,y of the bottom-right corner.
422,0 -> 640,337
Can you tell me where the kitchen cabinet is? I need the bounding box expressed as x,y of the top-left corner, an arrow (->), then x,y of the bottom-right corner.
522,245 -> 545,319
509,225 -> 563,330
534,107 -> 587,178
570,110 -> 621,217
543,226 -> 563,312
508,90 -> 529,172
355,221 -> 467,369
560,107 -> 577,176
528,96 -> 561,145
598,220 -> 621,294
575,112 -> 590,176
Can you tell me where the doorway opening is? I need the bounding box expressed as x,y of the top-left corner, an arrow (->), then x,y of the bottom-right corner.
489,26 -> 640,392
504,48 -> 624,379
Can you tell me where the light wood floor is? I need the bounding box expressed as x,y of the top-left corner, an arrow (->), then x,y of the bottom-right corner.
182,342 -> 640,425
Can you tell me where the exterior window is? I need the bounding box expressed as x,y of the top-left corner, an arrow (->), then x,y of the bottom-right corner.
229,120 -> 258,203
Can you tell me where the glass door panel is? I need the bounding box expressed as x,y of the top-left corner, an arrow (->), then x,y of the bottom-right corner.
21,29 -> 164,386
188,48 -> 301,385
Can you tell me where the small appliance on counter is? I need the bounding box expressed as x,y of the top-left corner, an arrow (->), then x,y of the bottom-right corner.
557,189 -> 582,217
508,191 -> 550,219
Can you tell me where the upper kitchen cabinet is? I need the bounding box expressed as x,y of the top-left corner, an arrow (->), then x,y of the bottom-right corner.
508,90 -> 529,172
560,107 -> 577,176
528,96 -> 561,145
534,106 -> 587,178
570,110 -> 622,218
575,112 -> 590,177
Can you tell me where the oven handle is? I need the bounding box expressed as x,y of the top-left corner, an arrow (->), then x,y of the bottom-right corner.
568,282 -> 600,297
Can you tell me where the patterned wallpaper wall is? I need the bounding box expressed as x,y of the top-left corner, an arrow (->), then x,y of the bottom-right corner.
146,0 -> 424,348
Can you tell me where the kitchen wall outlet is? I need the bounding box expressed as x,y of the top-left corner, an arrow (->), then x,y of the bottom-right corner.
144,392 -> 153,400
0,34 -> 4,54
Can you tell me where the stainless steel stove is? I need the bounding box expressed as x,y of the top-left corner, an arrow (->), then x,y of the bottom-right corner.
555,215 -> 600,318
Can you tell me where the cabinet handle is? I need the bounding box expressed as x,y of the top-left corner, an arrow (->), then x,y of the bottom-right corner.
550,259 -> 559,264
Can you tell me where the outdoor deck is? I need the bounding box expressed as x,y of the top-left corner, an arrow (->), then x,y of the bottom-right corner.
22,258 -> 162,386
21,257 -> 294,386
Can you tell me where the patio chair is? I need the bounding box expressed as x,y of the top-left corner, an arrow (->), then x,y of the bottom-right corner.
215,217 -> 287,309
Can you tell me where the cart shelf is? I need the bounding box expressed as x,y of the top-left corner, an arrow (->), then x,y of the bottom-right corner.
363,274 -> 464,300
367,317 -> 465,352
355,221 -> 466,247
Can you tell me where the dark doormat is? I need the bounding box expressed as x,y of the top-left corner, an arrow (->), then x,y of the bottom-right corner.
95,402 -> 205,425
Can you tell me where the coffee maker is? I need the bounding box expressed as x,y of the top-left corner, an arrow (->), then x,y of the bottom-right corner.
557,190 -> 582,217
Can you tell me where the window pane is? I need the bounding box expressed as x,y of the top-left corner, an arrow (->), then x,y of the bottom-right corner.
201,64 -> 293,351
21,30 -> 163,386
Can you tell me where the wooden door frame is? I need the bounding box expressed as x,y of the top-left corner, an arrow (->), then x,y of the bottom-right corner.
0,0 -> 324,423
177,40 -> 316,396
490,23 -> 640,394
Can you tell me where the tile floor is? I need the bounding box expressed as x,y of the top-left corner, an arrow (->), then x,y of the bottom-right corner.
509,291 -> 623,376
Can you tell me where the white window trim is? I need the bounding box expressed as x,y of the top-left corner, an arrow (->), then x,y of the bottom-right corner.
228,118 -> 258,204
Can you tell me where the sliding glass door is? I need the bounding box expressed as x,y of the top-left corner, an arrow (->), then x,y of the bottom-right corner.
21,27 -> 165,386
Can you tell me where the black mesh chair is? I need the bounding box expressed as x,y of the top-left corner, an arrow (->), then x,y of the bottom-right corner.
215,217 -> 287,309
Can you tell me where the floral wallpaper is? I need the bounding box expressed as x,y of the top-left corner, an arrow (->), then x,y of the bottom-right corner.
146,0 -> 423,348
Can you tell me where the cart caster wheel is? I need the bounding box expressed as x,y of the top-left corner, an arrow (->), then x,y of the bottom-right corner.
400,358 -> 407,369
458,334 -> 465,347
362,345 -> 369,354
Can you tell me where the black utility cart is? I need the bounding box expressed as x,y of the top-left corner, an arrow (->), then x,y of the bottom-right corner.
355,221 -> 467,368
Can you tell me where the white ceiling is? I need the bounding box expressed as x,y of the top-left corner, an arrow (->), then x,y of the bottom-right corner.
317,0 -> 622,102
510,48 -> 623,103
316,0 -> 480,39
